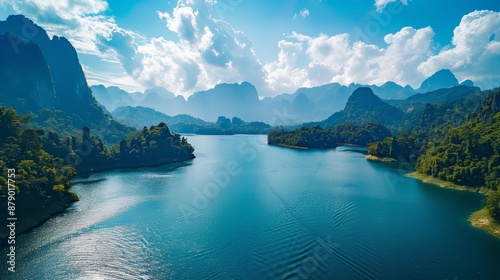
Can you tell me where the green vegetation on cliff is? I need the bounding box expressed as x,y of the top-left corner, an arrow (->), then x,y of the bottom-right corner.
368,89 -> 500,225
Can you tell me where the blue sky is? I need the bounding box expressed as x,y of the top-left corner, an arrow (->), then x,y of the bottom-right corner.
1,0 -> 500,97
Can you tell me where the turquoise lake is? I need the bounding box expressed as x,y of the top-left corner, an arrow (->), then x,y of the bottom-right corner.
2,134 -> 500,279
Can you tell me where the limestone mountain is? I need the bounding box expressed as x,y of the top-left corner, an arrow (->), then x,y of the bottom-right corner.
0,15 -> 91,112
0,15 -> 135,144
419,69 -> 459,93
0,33 -> 55,112
186,81 -> 267,122
315,87 -> 404,128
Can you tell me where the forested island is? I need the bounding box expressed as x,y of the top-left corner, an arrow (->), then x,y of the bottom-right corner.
268,122 -> 392,149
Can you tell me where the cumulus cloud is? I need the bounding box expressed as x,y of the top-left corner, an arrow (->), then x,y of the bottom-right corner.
264,40 -> 309,92
374,0 -> 408,12
127,0 -> 267,96
3,0 -> 121,55
4,1 -> 500,96
264,26 -> 434,93
418,10 -> 500,89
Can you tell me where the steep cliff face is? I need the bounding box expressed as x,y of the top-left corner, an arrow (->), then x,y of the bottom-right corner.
317,87 -> 404,128
0,33 -> 55,112
0,15 -> 90,111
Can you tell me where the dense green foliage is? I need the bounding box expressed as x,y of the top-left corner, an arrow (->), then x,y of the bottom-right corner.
487,192 -> 500,222
44,122 -> 195,173
268,122 -> 391,148
368,89 -> 500,222
29,104 -> 136,145
416,92 -> 500,189
0,106 -> 196,236
112,123 -> 194,163
0,107 -> 78,230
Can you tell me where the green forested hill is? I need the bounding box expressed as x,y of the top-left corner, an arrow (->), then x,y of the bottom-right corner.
268,122 -> 392,149
310,87 -> 404,129
368,89 -> 500,223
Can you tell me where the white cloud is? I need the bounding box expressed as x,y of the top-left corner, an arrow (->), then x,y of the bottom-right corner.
300,9 -> 310,18
2,0 -> 120,56
3,0 -> 268,97
293,8 -> 310,19
418,10 -> 500,89
374,0 -> 408,12
83,64 -> 145,93
127,0 -> 267,97
4,1 -> 500,97
158,5 -> 198,43
264,26 -> 434,92
264,40 -> 309,93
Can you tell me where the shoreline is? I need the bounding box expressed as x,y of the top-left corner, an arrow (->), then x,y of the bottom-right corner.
76,154 -> 196,175
0,192 -> 77,249
365,155 -> 398,162
0,155 -> 196,246
407,172 -> 500,238
268,143 -> 310,150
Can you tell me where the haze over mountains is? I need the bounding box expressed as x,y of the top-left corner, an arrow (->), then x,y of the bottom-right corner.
92,67 -> 476,125
0,14 -> 486,133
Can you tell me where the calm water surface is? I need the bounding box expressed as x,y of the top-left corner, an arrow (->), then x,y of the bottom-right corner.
2,135 -> 500,279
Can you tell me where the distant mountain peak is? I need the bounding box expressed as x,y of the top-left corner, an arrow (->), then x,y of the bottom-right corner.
460,79 -> 475,87
347,87 -> 383,106
419,69 -> 459,93
1,14 -> 91,110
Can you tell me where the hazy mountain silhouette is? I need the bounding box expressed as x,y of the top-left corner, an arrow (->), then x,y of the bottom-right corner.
419,69 -> 459,93
91,69 -> 475,126
112,106 -> 206,129
186,81 -> 267,122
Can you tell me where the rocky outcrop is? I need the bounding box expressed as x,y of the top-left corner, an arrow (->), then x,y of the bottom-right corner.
0,33 -> 55,112
0,15 -> 91,112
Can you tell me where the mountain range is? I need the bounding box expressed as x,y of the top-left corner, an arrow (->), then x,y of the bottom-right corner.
91,67 -> 475,125
0,14 -> 485,137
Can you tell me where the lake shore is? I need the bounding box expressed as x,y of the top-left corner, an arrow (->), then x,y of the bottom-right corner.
0,154 -> 196,247
76,154 -> 196,175
268,143 -> 310,150
365,155 -> 398,162
408,172 -> 500,238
